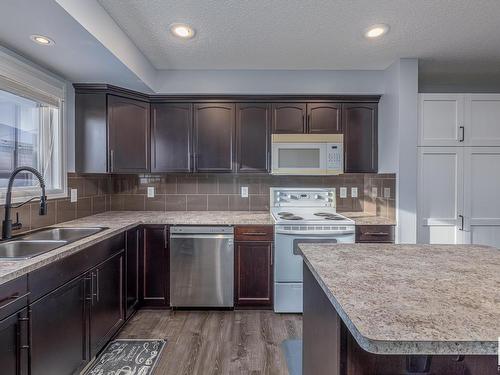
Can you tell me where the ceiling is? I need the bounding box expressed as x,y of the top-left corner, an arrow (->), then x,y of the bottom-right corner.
97,0 -> 500,76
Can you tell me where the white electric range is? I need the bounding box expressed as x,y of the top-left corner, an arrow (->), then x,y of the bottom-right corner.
270,187 -> 355,313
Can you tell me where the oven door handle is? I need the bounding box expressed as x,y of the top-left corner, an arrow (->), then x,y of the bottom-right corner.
292,238 -> 351,255
275,229 -> 355,236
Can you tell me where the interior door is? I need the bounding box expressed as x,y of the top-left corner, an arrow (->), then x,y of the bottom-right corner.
463,147 -> 500,248
307,103 -> 342,134
90,251 -> 124,357
465,94 -> 500,146
108,95 -> 150,173
151,103 -> 192,172
418,94 -> 464,146
417,147 -> 465,244
193,103 -> 235,172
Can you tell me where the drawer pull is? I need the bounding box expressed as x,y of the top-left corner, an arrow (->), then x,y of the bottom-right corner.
364,232 -> 389,236
242,232 -> 268,236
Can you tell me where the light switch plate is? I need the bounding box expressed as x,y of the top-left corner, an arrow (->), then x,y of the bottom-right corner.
70,189 -> 77,203
147,187 -> 155,198
340,187 -> 347,198
383,187 -> 391,198
351,187 -> 358,198
241,186 -> 249,198
372,187 -> 378,198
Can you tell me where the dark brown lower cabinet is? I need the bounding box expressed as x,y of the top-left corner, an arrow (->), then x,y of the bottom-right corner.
31,276 -> 88,375
0,308 -> 29,375
125,228 -> 140,318
234,241 -> 273,308
90,251 -> 125,357
141,226 -> 169,307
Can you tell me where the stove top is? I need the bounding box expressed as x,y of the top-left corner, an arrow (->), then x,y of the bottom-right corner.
271,207 -> 354,225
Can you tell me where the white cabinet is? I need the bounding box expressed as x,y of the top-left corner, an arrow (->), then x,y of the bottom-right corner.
418,94 -> 464,146
417,147 -> 500,248
463,147 -> 500,248
419,93 -> 500,147
417,147 -> 465,244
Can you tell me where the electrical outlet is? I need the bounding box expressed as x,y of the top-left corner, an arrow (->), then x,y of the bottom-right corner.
70,189 -> 77,203
241,186 -> 248,198
351,187 -> 358,198
383,187 -> 391,198
339,187 -> 347,198
372,187 -> 378,198
147,187 -> 155,198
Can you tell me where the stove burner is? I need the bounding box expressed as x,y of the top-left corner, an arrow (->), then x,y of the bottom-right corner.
280,215 -> 303,220
278,212 -> 294,216
324,216 -> 344,221
314,212 -> 335,217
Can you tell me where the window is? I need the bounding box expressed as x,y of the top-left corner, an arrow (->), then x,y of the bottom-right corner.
0,51 -> 66,202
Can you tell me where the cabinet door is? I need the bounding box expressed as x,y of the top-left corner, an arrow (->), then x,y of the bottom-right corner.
31,276 -> 88,375
235,242 -> 273,308
418,94 -> 464,146
343,103 -> 378,173
141,226 -> 169,307
126,228 -> 140,318
463,147 -> 500,248
465,94 -> 500,146
236,103 -> 271,172
272,103 -> 306,133
307,103 -> 342,134
90,251 -> 125,357
194,104 -> 235,172
108,95 -> 150,173
0,308 -> 28,375
417,147 -> 465,244
151,103 -> 192,172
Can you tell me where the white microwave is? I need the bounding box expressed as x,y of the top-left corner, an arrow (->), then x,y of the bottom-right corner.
271,134 -> 344,175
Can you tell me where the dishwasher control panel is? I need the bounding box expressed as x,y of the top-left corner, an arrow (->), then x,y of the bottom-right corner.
170,226 -> 234,234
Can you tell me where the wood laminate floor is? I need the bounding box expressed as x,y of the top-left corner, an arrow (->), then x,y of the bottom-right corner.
117,309 -> 302,375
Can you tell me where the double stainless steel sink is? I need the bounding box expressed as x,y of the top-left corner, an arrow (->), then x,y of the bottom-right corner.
0,227 -> 108,260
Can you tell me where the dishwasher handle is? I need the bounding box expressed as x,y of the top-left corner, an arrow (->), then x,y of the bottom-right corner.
170,234 -> 234,240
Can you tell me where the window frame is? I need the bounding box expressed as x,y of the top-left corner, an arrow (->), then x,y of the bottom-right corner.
0,48 -> 67,204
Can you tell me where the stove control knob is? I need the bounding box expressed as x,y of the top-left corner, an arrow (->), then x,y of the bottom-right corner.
314,194 -> 323,200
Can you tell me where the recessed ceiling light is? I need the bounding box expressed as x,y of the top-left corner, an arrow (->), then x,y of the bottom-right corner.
364,24 -> 389,39
30,35 -> 55,46
170,23 -> 196,39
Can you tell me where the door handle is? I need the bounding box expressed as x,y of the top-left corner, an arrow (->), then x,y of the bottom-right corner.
110,149 -> 115,172
459,126 -> 465,142
458,215 -> 464,231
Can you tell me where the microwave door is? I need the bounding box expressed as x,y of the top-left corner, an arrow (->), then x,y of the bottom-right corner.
272,143 -> 327,175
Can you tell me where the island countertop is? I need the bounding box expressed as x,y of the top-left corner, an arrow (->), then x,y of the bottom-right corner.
299,243 -> 500,355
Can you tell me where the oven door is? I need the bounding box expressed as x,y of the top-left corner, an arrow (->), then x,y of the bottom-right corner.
274,231 -> 355,283
271,143 -> 326,175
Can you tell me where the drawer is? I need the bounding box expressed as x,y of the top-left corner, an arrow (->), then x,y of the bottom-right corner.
0,275 -> 28,320
356,225 -> 395,243
234,225 -> 274,242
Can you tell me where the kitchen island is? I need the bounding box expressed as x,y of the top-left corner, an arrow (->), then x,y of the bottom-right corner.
299,243 -> 500,375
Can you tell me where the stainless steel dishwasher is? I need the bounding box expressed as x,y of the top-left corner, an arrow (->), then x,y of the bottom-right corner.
170,226 -> 234,307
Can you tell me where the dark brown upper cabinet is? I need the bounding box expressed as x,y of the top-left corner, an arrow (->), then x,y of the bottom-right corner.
151,103 -> 192,172
194,103 -> 235,172
343,103 -> 378,173
307,103 -> 342,134
108,95 -> 150,173
272,103 -> 306,133
236,103 -> 271,172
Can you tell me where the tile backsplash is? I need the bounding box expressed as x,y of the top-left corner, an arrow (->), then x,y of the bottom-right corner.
109,173 -> 396,219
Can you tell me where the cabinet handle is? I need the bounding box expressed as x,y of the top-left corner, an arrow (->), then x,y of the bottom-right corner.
307,114 -> 311,132
270,243 -> 273,266
459,126 -> 465,142
110,149 -> 115,173
242,232 -> 268,236
458,215 -> 464,231
164,226 -> 168,249
95,269 -> 100,302
364,232 -> 389,237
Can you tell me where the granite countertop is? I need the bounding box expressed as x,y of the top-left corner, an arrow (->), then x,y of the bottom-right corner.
341,211 -> 396,226
299,243 -> 500,355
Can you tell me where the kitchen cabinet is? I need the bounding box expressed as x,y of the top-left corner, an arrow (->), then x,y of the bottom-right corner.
307,103 -> 342,134
234,226 -> 274,308
108,95 -> 150,173
236,103 -> 271,172
272,103 -> 306,133
125,228 -> 140,318
151,103 -> 192,172
194,103 -> 235,172
0,309 -> 29,375
141,226 -> 169,307
343,103 -> 378,173
355,225 -> 395,243
31,275 -> 88,375
419,93 -> 500,146
90,251 -> 125,357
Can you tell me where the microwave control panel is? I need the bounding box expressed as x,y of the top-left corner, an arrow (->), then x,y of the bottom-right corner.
327,143 -> 343,171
